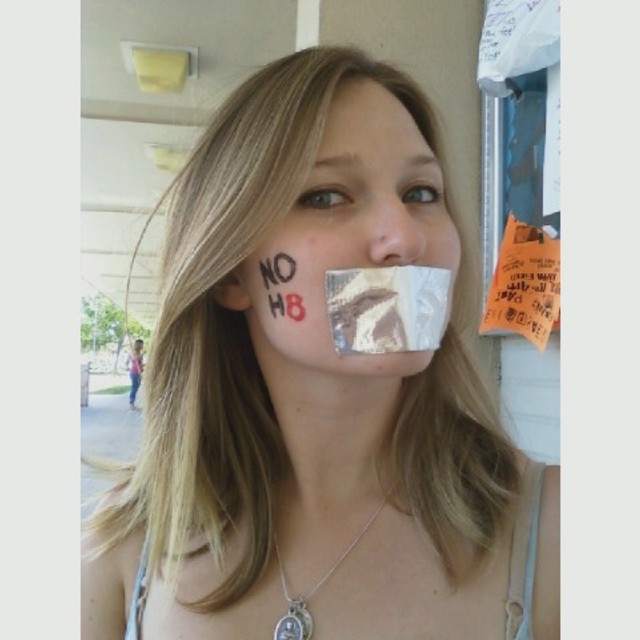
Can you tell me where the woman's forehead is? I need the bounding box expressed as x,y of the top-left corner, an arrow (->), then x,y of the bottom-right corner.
317,78 -> 433,155
314,78 -> 437,167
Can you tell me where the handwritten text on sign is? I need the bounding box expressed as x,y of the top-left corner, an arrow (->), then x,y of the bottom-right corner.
479,212 -> 560,351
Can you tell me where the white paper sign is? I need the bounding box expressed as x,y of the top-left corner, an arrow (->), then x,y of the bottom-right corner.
478,0 -> 561,98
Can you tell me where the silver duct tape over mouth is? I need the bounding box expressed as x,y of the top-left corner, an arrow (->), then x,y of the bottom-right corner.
325,265 -> 452,354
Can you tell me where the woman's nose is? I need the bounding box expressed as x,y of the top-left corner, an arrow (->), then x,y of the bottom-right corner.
366,197 -> 426,266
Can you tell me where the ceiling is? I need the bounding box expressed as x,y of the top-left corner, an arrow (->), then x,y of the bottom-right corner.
81,0 -> 299,328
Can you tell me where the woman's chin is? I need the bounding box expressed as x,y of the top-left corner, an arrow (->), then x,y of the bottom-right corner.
334,349 -> 436,378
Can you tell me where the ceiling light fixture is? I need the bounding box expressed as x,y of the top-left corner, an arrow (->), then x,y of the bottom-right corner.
143,143 -> 189,172
120,41 -> 198,94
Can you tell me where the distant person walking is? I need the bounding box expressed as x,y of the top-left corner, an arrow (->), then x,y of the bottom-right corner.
126,339 -> 145,410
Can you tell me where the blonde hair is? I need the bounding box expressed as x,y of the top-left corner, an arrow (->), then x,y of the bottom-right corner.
83,45 -> 519,610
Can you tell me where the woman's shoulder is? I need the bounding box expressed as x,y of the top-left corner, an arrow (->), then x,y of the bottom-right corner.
81,490 -> 146,640
512,451 -> 559,517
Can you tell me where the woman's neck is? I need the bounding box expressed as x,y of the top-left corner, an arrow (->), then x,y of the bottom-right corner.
266,370 -> 402,514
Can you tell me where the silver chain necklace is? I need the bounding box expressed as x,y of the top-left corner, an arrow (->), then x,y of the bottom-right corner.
272,498 -> 387,640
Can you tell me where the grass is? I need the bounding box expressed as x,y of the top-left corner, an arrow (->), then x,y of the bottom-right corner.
92,385 -> 130,395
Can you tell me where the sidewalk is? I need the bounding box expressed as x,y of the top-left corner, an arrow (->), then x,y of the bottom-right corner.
80,374 -> 144,518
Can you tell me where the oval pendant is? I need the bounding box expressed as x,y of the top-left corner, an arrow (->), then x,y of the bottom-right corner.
274,613 -> 304,640
294,605 -> 313,639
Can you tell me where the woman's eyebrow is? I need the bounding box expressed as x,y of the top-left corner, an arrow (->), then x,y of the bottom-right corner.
314,152 -> 362,168
408,153 -> 439,167
313,152 -> 440,169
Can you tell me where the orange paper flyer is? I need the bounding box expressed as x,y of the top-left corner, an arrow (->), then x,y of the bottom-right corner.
479,212 -> 560,351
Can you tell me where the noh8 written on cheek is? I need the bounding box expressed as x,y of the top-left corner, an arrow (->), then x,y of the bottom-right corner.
259,252 -> 306,322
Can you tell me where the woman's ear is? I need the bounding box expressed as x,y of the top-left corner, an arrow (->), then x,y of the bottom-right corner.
211,271 -> 252,311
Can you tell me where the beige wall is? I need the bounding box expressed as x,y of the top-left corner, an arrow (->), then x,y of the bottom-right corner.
318,0 -> 485,236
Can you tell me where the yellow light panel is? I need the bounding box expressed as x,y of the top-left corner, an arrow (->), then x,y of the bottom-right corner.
131,48 -> 189,93
150,146 -> 187,172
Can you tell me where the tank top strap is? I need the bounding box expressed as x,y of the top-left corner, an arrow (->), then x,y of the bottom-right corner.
124,535 -> 150,640
505,459 -> 546,640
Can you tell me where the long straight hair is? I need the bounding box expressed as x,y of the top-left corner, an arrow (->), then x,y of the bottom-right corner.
83,45 -> 519,610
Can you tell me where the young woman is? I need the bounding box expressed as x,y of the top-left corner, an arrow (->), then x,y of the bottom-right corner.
81,46 -> 559,639
126,338 -> 145,410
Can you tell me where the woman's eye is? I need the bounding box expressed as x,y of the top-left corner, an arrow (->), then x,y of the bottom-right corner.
403,186 -> 440,204
298,190 -> 347,209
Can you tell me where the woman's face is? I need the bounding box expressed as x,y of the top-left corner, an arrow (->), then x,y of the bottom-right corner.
228,78 -> 461,379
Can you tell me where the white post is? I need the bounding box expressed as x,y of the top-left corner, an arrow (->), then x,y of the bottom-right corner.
296,0 -> 320,51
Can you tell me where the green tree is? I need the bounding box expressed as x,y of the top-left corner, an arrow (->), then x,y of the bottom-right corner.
80,294 -> 152,372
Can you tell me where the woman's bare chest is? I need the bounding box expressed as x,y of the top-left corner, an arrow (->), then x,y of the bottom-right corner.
138,535 -> 511,640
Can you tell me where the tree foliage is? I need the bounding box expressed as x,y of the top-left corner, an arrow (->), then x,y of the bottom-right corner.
80,294 -> 152,370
